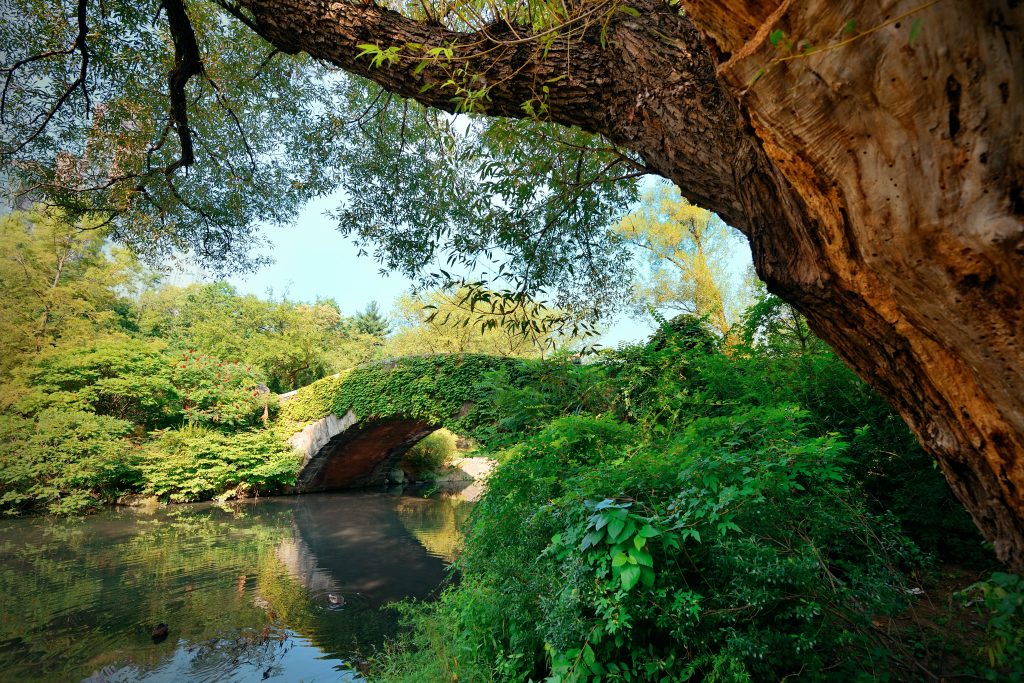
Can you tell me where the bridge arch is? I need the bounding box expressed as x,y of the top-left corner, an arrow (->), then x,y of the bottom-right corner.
279,355 -> 521,492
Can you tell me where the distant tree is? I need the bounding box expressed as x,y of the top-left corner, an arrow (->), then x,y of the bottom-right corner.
616,182 -> 745,335
0,210 -> 142,379
740,284 -> 823,356
351,301 -> 392,339
139,283 -> 377,391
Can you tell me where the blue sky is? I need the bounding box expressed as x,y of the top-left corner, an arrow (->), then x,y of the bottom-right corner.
218,190 -> 753,349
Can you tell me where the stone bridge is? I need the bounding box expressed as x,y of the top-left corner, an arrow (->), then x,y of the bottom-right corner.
280,354 -> 521,492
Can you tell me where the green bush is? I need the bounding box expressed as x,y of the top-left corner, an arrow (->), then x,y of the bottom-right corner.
15,337 -> 177,430
140,426 -> 300,502
963,572 -> 1024,679
171,350 -> 266,429
0,408 -> 137,515
405,429 -> 459,473
376,409 -> 923,681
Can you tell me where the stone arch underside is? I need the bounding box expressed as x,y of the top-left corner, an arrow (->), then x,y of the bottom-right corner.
293,411 -> 437,492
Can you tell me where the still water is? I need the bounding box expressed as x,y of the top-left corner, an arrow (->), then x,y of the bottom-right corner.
0,489 -> 474,682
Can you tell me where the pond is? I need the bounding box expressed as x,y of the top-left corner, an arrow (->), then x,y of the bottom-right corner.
0,489 -> 475,682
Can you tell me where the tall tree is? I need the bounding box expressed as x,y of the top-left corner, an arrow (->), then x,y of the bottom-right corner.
351,301 -> 392,339
1,1 -> 1022,566
616,181 -> 744,334
0,210 -> 135,378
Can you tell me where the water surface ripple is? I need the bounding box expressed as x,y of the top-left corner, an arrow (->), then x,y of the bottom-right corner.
0,490 -> 473,682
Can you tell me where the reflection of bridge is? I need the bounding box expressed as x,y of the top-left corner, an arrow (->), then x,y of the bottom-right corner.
282,355 -> 520,492
273,492 -> 459,607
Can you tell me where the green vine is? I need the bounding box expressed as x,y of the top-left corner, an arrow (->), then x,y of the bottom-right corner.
276,354 -> 524,443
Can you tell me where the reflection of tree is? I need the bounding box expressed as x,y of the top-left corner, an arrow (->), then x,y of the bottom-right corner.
394,494 -> 474,563
0,505 -> 302,681
0,494 -> 466,681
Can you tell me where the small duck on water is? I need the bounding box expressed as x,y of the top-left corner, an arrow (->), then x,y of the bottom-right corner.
327,593 -> 346,608
151,623 -> 169,644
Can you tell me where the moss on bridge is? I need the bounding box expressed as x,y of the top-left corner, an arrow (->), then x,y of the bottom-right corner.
277,354 -> 525,441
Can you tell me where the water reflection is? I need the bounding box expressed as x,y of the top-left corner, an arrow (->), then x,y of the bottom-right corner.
0,489 -> 472,682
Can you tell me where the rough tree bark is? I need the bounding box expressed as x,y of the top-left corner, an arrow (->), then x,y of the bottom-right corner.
238,0 -> 1024,566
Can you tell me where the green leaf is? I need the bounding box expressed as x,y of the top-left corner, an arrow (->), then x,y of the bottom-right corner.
620,564 -> 641,591
356,43 -> 380,59
629,546 -> 653,567
581,529 -> 605,550
769,29 -> 786,47
607,517 -> 625,541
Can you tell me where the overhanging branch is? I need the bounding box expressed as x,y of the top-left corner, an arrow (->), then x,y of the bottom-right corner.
162,0 -> 204,173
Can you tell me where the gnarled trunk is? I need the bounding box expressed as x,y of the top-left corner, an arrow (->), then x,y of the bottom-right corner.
684,0 -> 1024,567
239,0 -> 1024,566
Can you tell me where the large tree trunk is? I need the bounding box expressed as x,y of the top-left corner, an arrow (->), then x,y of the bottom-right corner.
683,0 -> 1024,567
240,0 -> 1024,566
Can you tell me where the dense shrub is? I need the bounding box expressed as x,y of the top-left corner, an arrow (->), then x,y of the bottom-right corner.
14,337 -> 177,430
171,350 -> 268,429
0,409 -> 137,515
140,426 -> 300,502
373,312 -> 1002,681
376,411 -> 923,681
962,572 -> 1024,680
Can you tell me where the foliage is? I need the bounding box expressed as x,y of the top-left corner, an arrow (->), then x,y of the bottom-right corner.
373,311 -> 996,681
171,350 -> 268,430
0,210 -> 144,380
739,285 -> 821,354
330,83 -> 638,319
139,282 -> 379,392
474,354 -> 613,450
615,181 -> 748,334
385,288 -> 573,359
352,300 -> 393,338
0,409 -> 136,515
277,353 -> 523,442
376,409 -> 927,681
1,0 -> 339,272
276,373 -> 348,426
12,336 -> 177,430
404,429 -> 459,473
3,1 -> 642,321
963,572 -> 1024,679
139,426 -> 300,503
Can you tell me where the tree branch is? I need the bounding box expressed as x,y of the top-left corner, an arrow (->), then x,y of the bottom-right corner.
234,0 -> 753,229
161,0 -> 204,173
3,0 -> 91,155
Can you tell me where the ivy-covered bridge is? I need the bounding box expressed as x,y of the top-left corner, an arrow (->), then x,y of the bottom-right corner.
277,354 -> 522,492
